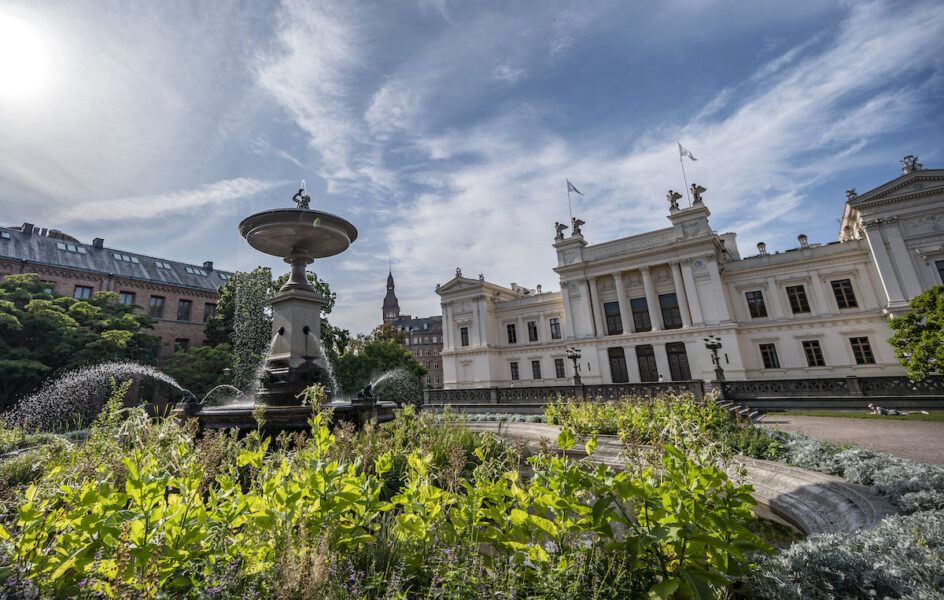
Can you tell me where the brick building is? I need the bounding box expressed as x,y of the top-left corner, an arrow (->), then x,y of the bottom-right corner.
0,222 -> 233,361
382,270 -> 444,388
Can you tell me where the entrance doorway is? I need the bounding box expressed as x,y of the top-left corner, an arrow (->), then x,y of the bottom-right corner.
635,345 -> 658,382
608,347 -> 629,383
666,342 -> 691,381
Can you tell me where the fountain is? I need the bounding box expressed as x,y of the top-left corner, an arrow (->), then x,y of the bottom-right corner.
173,188 -> 397,432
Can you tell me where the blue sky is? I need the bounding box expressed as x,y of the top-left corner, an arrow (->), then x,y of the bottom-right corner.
1,0 -> 942,335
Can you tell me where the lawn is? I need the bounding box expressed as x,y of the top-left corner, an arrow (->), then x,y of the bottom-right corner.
773,410 -> 944,422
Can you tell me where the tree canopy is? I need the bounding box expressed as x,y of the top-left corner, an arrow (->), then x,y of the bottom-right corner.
332,338 -> 426,396
0,273 -> 161,409
161,343 -> 235,400
889,285 -> 944,380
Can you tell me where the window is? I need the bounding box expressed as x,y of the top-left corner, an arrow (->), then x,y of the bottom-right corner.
149,296 -> 165,317
203,303 -> 217,323
608,347 -> 629,383
746,291 -> 767,318
177,299 -> 192,321
0,231 -> 10,239
666,342 -> 691,380
604,301 -> 623,335
786,285 -> 810,313
174,338 -> 190,353
155,261 -> 172,270
119,292 -> 135,305
219,273 -> 230,280
635,345 -> 658,382
531,360 -> 542,379
937,260 -> 944,284
850,337 -> 875,364
831,279 -> 858,309
433,362 -> 438,371
424,337 -> 429,343
112,253 -> 137,263
432,336 -> 438,343
659,293 -> 682,329
73,285 -> 93,299
510,361 -> 519,380
42,284 -> 54,295
56,242 -> 84,253
507,323 -> 517,344
759,344 -> 780,369
460,327 -> 469,347
631,297 -> 651,332
184,267 -> 208,276
527,320 -> 538,341
549,317 -> 562,339
802,340 -> 826,367
555,358 -> 565,379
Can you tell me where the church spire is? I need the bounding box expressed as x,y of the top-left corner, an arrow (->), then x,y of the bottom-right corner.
382,268 -> 400,323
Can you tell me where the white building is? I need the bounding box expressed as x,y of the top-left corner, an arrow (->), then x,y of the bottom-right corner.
437,158 -> 944,389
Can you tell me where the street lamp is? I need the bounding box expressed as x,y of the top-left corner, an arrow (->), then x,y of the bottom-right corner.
222,367 -> 232,379
565,346 -> 582,385
703,335 -> 725,382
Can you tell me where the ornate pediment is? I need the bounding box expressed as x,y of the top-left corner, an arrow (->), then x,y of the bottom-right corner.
848,170 -> 944,208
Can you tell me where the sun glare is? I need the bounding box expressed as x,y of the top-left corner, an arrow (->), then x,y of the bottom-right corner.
0,13 -> 50,101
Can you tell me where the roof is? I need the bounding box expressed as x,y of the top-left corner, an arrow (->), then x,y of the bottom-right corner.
383,270 -> 399,308
391,315 -> 442,331
0,225 -> 233,292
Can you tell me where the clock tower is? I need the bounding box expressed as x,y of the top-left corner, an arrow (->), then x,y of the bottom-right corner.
382,269 -> 400,323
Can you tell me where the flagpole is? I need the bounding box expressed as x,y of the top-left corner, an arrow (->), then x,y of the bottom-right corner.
567,183 -> 573,221
678,141 -> 691,206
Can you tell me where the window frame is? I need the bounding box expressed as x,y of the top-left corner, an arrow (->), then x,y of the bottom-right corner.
149,296 -> 165,318
603,301 -> 623,335
549,317 -> 562,339
831,279 -> 858,309
745,290 -> 768,318
460,327 -> 469,347
506,323 -> 517,344
554,358 -> 565,379
527,320 -> 539,341
177,299 -> 192,321
802,339 -> 826,367
73,285 -> 93,299
531,360 -> 542,379
630,297 -> 651,332
659,293 -> 683,329
119,291 -> 135,306
849,336 -> 876,364
759,343 -> 780,369
510,361 -> 519,380
786,285 -> 811,314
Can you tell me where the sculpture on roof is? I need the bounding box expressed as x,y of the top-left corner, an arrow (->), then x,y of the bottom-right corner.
846,188 -> 858,201
571,217 -> 585,236
901,155 -> 923,174
690,184 -> 706,204
455,267 -> 462,277
554,221 -> 568,240
292,187 -> 311,209
667,190 -> 683,210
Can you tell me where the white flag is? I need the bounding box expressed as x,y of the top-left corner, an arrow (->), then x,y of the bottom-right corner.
566,179 -> 583,195
678,142 -> 697,161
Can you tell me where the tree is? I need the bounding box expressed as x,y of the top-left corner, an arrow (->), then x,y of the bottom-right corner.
0,274 -> 161,409
161,343 -> 235,399
332,339 -> 427,396
346,322 -> 406,354
889,286 -> 944,380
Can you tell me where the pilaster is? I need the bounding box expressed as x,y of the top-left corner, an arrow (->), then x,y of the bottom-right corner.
640,266 -> 663,331
612,271 -> 633,333
670,262 -> 693,327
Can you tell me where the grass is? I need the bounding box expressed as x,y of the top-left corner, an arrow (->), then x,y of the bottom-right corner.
772,410 -> 944,422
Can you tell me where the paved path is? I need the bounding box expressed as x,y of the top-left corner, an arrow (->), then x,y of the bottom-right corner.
759,415 -> 944,465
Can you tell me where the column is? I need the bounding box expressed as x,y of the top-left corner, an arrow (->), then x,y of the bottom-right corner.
477,300 -> 488,346
883,221 -> 923,298
587,276 -> 606,336
441,304 -> 452,350
561,281 -> 576,340
612,271 -> 634,333
706,259 -> 732,322
640,266 -> 663,331
471,302 -> 483,346
765,277 -> 786,319
856,264 -> 881,311
680,260 -> 704,325
863,225 -> 906,305
808,275 -> 830,316
653,343 -> 671,381
516,316 -> 524,344
670,262 -> 693,327
624,345 -> 641,382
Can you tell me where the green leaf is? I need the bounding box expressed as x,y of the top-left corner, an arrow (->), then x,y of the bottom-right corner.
648,578 -> 680,599
585,435 -> 598,455
374,453 -> 393,475
509,509 -> 529,526
556,428 -> 576,450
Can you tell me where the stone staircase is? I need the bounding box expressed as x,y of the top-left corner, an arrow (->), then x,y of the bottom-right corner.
718,400 -> 764,422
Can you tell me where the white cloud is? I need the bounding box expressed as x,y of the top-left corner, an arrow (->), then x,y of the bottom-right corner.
493,63 -> 525,84
59,178 -> 287,223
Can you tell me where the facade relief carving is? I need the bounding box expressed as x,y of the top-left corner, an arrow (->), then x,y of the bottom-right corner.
904,213 -> 944,235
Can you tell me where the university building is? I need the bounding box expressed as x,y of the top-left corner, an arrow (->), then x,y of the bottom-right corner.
0,222 -> 233,361
436,157 -> 944,389
382,270 -> 444,388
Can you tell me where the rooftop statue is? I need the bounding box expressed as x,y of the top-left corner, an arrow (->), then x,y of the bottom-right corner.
690,183 -> 706,204
667,190 -> 683,210
554,221 -> 568,240
571,216 -> 585,236
846,188 -> 858,201
901,155 -> 923,174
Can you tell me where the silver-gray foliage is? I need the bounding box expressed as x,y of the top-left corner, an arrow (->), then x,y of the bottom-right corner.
764,430 -> 944,512
747,509 -> 944,599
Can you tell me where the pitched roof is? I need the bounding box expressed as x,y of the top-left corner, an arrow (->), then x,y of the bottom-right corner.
0,226 -> 233,292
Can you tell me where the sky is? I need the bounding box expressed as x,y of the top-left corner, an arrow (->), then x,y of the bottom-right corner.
1,0 -> 942,335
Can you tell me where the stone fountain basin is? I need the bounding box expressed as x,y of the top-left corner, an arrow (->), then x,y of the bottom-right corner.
238,209 -> 358,259
183,400 -> 398,433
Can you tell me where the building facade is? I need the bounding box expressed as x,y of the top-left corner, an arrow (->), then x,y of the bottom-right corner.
0,222 -> 233,361
437,159 -> 944,388
381,270 -> 444,388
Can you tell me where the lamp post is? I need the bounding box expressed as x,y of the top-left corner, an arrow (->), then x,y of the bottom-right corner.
566,346 -> 582,385
703,335 -> 725,381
